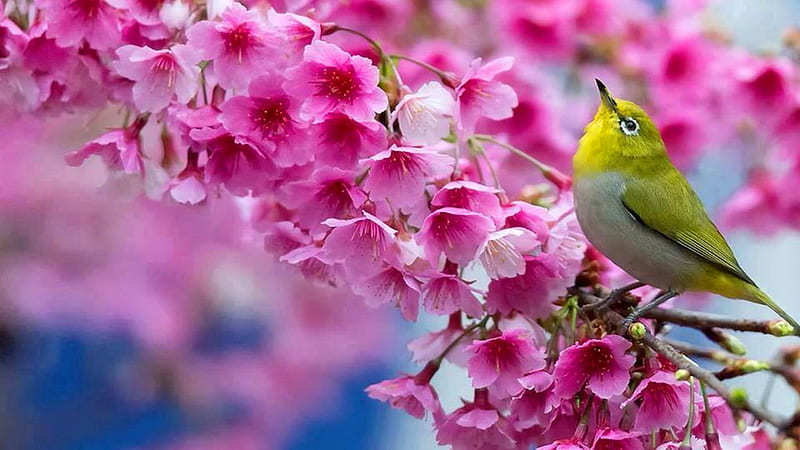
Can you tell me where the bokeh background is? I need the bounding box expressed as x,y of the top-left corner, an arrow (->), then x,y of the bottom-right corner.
1,0 -> 800,449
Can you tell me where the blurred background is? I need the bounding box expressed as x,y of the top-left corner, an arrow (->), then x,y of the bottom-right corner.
1,0 -> 800,449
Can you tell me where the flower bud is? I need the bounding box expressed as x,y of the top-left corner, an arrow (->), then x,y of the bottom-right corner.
768,320 -> 795,337
721,333 -> 747,356
674,369 -> 691,380
628,322 -> 646,340
729,387 -> 748,408
741,360 -> 769,373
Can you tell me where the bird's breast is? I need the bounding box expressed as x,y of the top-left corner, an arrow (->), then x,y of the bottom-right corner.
573,172 -> 702,291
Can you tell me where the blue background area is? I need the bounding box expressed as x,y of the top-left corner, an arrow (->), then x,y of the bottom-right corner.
1,320 -> 392,450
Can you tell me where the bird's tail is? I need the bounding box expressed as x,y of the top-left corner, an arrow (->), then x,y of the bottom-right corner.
750,287 -> 800,336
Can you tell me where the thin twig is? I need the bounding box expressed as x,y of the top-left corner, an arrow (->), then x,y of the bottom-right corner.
644,306 -> 790,336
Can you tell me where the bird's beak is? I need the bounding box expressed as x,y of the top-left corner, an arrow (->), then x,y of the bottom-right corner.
595,79 -> 617,113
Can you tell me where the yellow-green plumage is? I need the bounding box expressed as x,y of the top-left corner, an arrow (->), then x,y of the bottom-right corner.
574,80 -> 800,334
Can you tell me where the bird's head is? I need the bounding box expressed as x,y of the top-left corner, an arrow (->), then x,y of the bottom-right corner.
579,79 -> 666,160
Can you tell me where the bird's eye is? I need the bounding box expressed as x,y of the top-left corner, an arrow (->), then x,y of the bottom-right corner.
619,117 -> 639,136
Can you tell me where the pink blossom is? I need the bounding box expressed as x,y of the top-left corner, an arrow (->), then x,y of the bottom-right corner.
431,180 -> 504,226
720,170 -> 784,235
362,145 -> 453,208
280,244 -> 341,286
186,3 -> 279,90
503,201 -> 551,241
195,131 -> 277,196
591,428 -> 644,450
421,274 -> 483,317
620,370 -> 691,432
280,168 -> 366,233
486,254 -> 563,319
509,370 -> 559,430
408,317 -> 475,367
456,57 -> 518,131
734,57 -> 795,117
538,439 -> 590,450
365,375 -> 441,419
169,171 -> 206,204
313,114 -> 387,169
354,263 -> 421,321
553,335 -> 635,400
219,74 -> 311,167
491,0 -> 581,61
158,0 -> 191,29
465,329 -> 545,397
267,9 -> 320,60
110,0 -> 167,25
478,227 -> 540,279
64,125 -> 143,173
418,207 -> 495,265
435,404 -> 517,450
393,81 -> 455,145
38,0 -> 122,50
114,44 -> 200,113
283,40 -> 388,122
321,212 -> 397,271
0,19 -> 39,111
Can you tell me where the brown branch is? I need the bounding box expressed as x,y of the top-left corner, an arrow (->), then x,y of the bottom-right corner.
643,307 -> 791,336
576,289 -> 793,435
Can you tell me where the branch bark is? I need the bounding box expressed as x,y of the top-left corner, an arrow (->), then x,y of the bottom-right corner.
643,306 -> 788,335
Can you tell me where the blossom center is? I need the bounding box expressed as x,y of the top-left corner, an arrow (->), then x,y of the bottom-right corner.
316,66 -> 359,102
250,98 -> 291,138
223,24 -> 256,62
581,344 -> 613,375
152,54 -> 178,86
749,68 -> 785,100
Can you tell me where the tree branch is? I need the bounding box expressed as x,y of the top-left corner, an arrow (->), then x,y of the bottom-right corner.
643,306 -> 790,336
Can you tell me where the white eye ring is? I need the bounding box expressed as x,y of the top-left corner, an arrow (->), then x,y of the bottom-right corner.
619,117 -> 639,136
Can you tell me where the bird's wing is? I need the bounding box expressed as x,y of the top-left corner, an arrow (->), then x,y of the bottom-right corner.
620,167 -> 755,285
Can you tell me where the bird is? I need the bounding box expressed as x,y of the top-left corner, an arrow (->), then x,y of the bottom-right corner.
572,79 -> 800,335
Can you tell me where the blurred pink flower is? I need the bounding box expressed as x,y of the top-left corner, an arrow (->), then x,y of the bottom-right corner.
186,3 -> 279,90
418,207 -> 495,265
64,123 -> 144,173
366,374 -> 441,419
114,44 -> 201,113
465,329 -> 546,397
553,335 -> 635,400
283,40 -> 387,122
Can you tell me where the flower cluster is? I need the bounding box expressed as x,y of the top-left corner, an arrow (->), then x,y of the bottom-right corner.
4,0 -> 800,447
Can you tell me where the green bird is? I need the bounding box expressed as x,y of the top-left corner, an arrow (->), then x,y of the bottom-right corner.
572,79 -> 799,335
